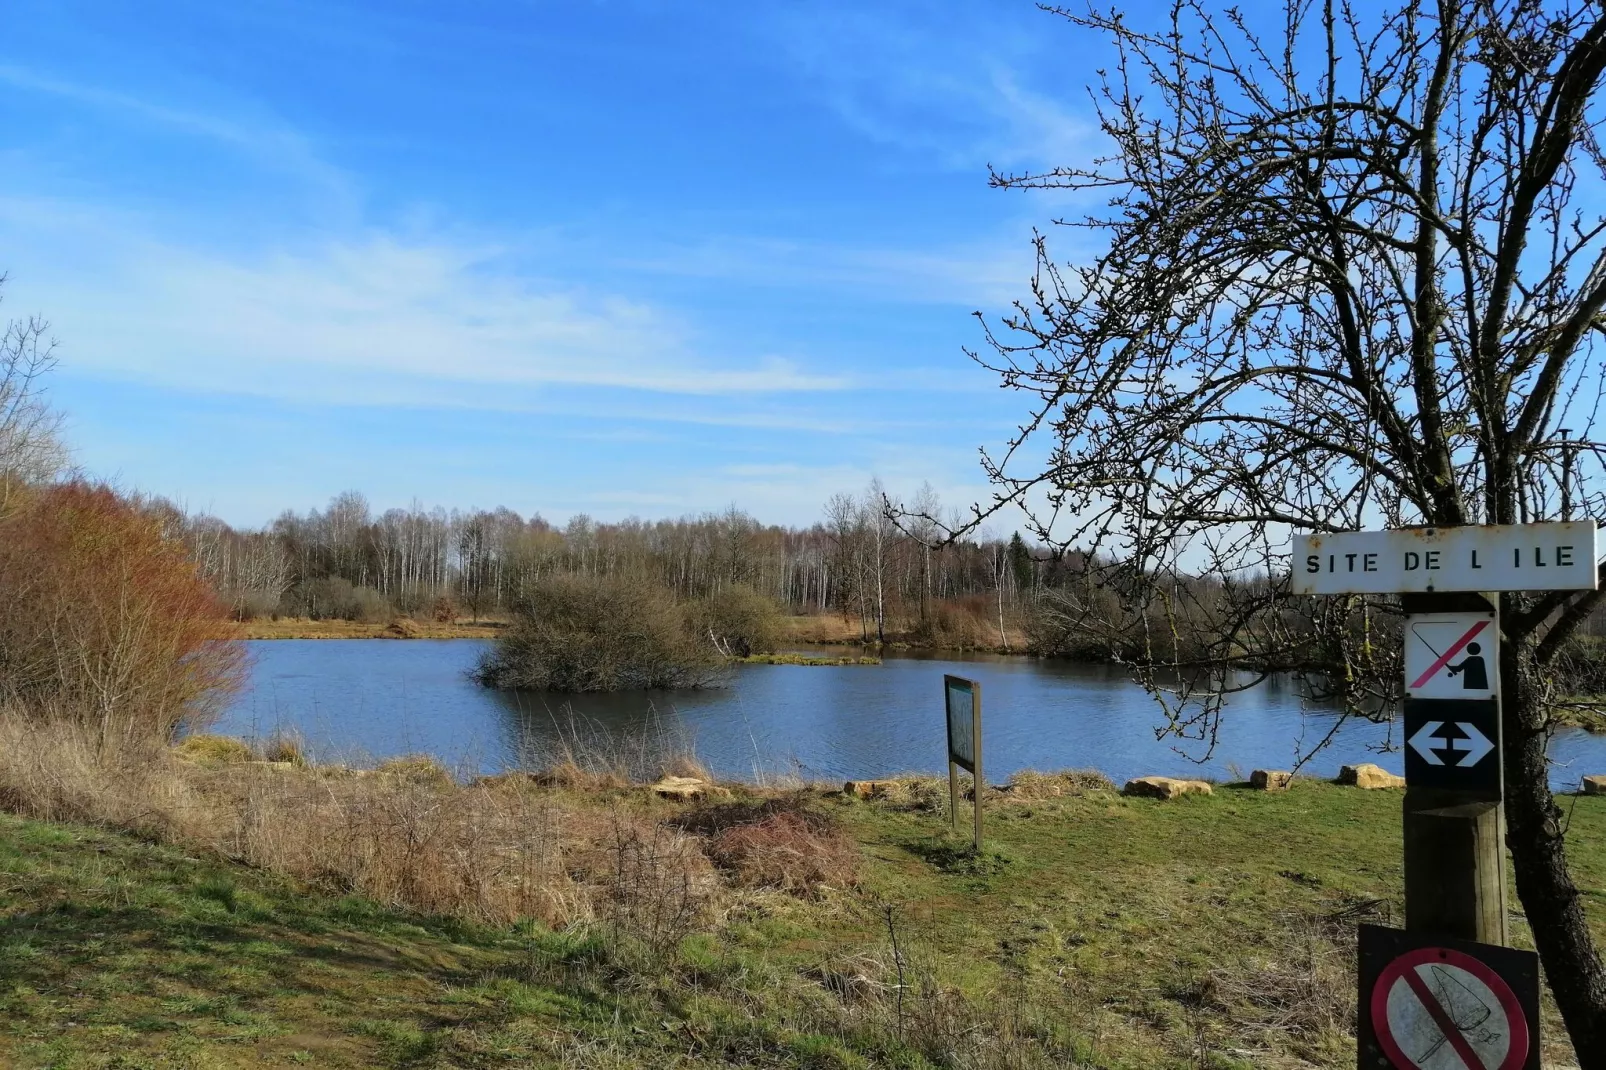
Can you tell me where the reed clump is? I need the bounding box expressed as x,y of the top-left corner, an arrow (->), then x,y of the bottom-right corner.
174,733 -> 255,765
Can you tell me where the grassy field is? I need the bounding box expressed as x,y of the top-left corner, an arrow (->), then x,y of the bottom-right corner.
2,777 -> 1599,1069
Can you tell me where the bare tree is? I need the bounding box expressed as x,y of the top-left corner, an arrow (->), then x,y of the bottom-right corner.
863,478 -> 894,645
0,281 -> 65,516
938,0 -> 1606,1052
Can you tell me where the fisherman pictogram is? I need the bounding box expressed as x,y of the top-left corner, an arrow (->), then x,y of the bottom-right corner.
1407,616 -> 1496,698
1446,641 -> 1489,690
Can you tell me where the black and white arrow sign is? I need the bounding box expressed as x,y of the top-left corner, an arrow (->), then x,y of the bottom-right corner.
1408,720 -> 1496,768
1403,698 -> 1503,799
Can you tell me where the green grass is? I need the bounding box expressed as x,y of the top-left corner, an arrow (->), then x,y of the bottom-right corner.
2,781 -> 1602,1067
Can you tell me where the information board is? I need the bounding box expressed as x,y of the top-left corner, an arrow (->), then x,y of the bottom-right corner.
945,675 -> 978,772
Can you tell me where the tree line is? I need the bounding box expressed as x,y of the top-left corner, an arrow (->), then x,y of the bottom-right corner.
163,481 -> 1053,641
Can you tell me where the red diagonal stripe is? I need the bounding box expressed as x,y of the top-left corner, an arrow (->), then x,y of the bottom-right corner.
1400,964 -> 1487,1070
1411,619 -> 1490,690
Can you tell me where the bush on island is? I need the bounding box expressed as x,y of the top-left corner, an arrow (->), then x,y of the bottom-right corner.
476,575 -> 724,692
687,584 -> 782,658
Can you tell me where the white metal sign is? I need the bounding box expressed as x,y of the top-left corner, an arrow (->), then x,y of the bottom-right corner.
1292,522 -> 1598,595
1373,947 -> 1531,1070
1405,612 -> 1498,699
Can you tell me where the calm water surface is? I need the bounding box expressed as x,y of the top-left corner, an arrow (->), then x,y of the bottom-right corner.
214,640 -> 1606,788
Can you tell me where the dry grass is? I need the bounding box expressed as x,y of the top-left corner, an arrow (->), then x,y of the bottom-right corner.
374,753 -> 457,787
673,794 -> 861,897
705,811 -> 861,896
1002,768 -> 1117,800
779,608 -> 1028,652
261,729 -> 309,766
173,733 -> 255,764
0,712 -> 812,933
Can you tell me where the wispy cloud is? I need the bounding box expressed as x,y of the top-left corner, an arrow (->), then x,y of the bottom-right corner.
619,231 -> 1034,308
0,64 -> 354,203
763,3 -> 1094,171
0,198 -> 849,401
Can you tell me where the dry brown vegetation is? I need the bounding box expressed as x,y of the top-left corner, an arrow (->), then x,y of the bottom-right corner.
237,615 -> 508,640
0,716 -> 859,936
671,795 -> 862,897
0,482 -> 243,740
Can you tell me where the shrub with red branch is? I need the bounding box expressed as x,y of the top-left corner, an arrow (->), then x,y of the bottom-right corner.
0,482 -> 242,739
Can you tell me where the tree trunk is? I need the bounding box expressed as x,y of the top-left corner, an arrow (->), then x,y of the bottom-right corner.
1502,636 -> 1606,1063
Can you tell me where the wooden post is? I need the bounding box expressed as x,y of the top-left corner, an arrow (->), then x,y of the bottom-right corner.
948,758 -> 960,835
1400,591 -> 1509,946
1403,790 -> 1508,944
970,688 -> 983,853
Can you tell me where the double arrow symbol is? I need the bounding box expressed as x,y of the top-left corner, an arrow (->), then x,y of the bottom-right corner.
1408,721 -> 1496,768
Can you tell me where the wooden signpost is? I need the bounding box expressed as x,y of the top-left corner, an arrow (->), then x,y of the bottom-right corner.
1292,521 -> 1599,1068
943,674 -> 983,852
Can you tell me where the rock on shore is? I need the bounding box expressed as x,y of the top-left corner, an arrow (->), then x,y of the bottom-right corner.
1122,776 -> 1213,800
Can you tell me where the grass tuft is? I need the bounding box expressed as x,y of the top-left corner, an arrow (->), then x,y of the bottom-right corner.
173,734 -> 254,765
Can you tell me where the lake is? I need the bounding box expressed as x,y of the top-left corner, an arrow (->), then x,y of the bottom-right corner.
214,640 -> 1606,788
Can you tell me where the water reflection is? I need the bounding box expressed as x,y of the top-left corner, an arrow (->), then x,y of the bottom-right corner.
214,639 -> 1606,789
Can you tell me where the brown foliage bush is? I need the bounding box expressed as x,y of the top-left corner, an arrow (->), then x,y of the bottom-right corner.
910,596 -> 994,649
678,795 -> 860,896
687,584 -> 783,657
0,482 -> 242,739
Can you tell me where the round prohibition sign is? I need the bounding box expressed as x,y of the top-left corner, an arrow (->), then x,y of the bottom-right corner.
1371,946 -> 1530,1070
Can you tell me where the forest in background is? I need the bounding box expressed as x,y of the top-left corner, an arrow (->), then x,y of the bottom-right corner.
158,482 -> 1064,648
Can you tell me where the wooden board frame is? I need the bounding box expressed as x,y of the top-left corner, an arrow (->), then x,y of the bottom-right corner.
943,674 -> 983,852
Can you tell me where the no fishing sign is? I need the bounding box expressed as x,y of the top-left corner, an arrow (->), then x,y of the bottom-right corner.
1358,925 -> 1539,1069
1405,612 -> 1498,700
1403,610 -> 1502,799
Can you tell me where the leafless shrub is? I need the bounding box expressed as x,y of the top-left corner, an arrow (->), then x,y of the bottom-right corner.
477,574 -> 725,691
686,584 -> 784,657
0,301 -> 65,519
587,812 -> 717,954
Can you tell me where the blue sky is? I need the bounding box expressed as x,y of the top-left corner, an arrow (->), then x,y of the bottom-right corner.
0,0 -> 1100,527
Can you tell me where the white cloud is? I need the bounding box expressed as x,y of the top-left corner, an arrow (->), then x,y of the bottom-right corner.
619,231 -> 1034,308
0,64 -> 354,205
0,199 -> 849,401
765,3 -> 1096,172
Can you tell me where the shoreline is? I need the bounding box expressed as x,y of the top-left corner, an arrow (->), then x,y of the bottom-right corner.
235,612 -> 1033,654
237,617 -> 508,640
